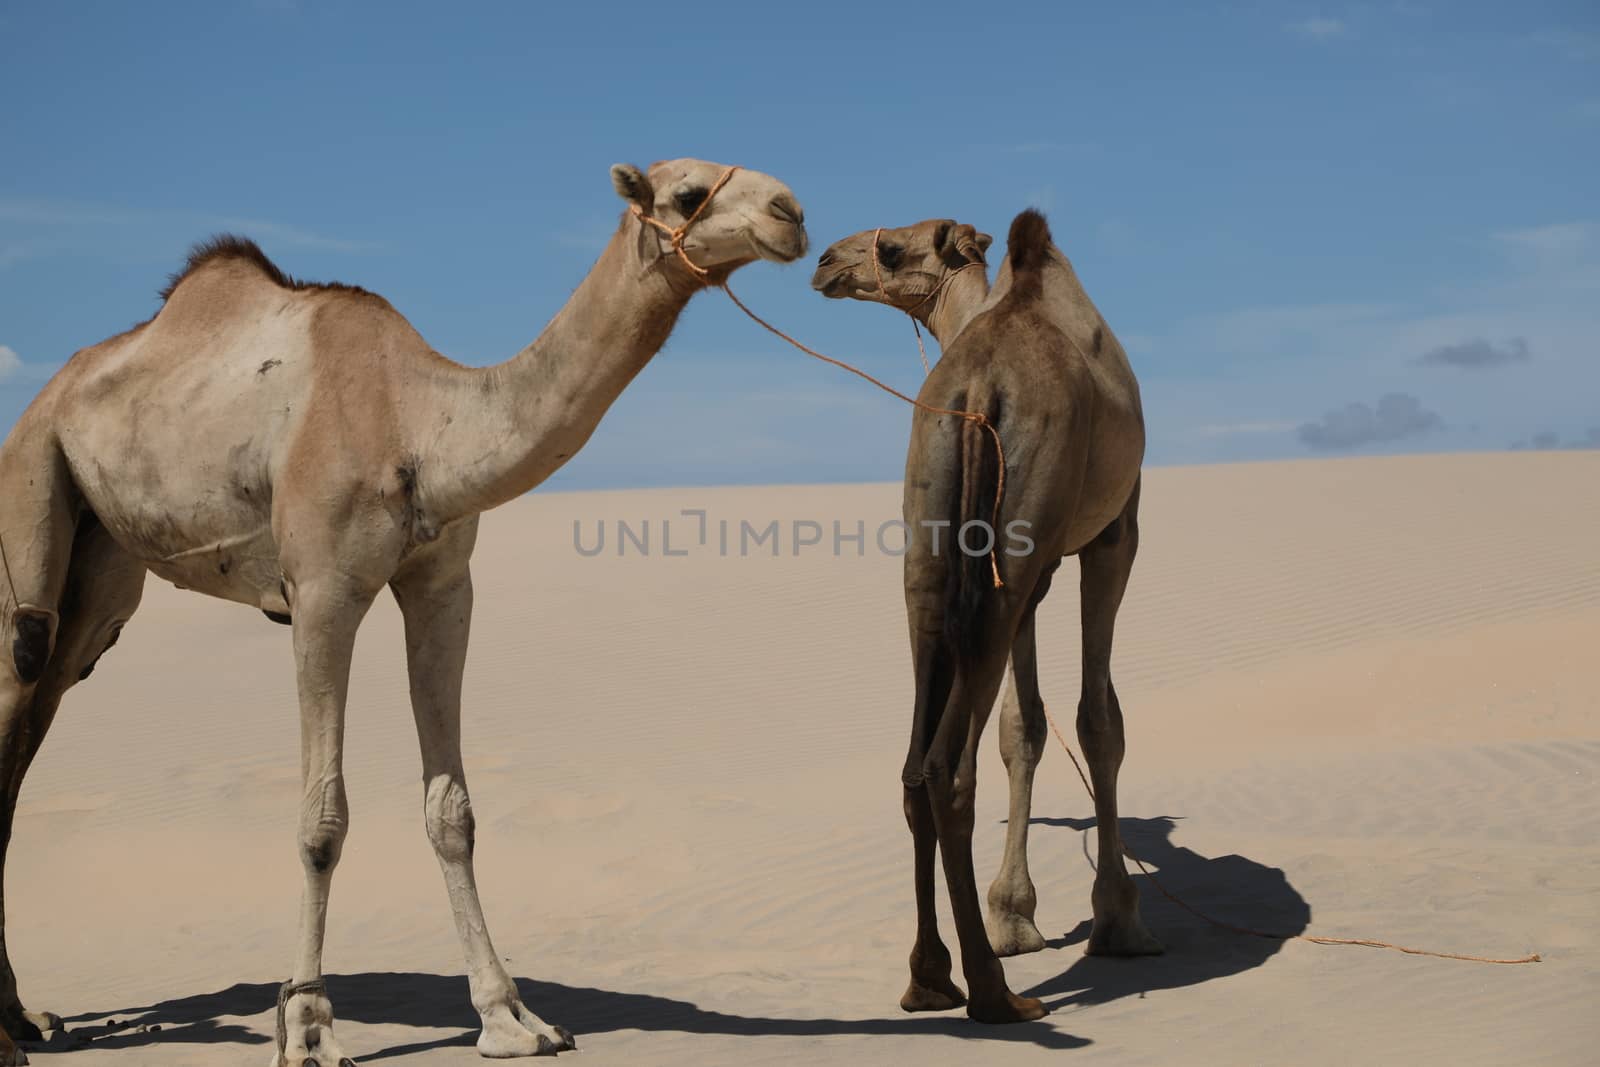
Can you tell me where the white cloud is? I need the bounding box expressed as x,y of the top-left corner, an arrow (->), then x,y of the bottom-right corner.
0,196 -> 377,268
209,217 -> 376,254
1416,336 -> 1530,369
1527,29 -> 1600,62
1298,393 -> 1441,450
1493,222 -> 1595,258
1289,17 -> 1346,39
1197,421 -> 1299,438
0,345 -> 57,388
1006,141 -> 1104,158
1138,217 -> 1600,464
1185,302 -> 1396,359
1488,223 -> 1600,292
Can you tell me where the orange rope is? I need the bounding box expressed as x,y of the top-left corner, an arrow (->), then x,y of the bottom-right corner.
630,165 -> 741,279
1043,707 -> 1541,965
871,228 -> 930,375
719,284 -> 1006,588
868,227 -> 984,375
633,174 -> 1006,585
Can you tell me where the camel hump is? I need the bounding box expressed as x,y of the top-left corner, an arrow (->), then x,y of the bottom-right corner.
160,234 -> 294,302
1006,209 -> 1053,275
159,233 -> 376,304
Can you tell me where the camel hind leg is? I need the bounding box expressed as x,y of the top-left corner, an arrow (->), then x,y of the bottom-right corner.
0,432 -> 82,1042
0,512 -> 146,1041
986,560 -> 1059,958
1077,478 -> 1161,956
898,630 -> 966,1013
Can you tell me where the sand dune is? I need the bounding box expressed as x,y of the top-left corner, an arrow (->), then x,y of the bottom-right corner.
12,451 -> 1598,1065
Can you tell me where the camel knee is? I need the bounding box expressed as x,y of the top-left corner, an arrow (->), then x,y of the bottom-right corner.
998,703 -> 1045,772
989,864 -> 1037,915
924,761 -> 977,831
424,775 -> 475,865
298,815 -> 348,875
8,609 -> 57,687
1076,697 -> 1124,762
901,787 -> 920,829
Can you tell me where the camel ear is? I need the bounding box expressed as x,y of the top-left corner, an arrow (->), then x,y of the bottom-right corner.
610,164 -> 654,211
940,222 -> 990,266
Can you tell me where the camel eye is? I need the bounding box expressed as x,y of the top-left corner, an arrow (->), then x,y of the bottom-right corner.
876,243 -> 905,270
674,187 -> 708,214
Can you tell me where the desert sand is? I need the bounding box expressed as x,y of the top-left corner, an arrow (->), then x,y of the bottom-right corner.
11,451 -> 1598,1065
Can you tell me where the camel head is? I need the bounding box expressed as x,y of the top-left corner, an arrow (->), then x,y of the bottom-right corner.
810,219 -> 992,310
611,158 -> 808,278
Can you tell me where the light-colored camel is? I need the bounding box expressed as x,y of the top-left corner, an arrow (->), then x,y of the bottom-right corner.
0,158 -> 806,1064
814,209 -> 1157,1023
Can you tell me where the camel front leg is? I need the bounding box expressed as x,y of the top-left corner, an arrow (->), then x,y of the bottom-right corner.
1077,484 -> 1162,957
393,556 -> 574,1058
273,577 -> 372,1067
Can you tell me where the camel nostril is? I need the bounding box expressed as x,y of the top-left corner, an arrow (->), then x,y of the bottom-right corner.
817,251 -> 836,267
769,195 -> 804,226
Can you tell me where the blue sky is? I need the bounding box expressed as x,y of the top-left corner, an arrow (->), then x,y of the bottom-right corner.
2,1 -> 1595,489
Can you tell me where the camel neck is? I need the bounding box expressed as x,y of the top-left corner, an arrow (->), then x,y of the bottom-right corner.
421,218 -> 695,518
921,265 -> 991,347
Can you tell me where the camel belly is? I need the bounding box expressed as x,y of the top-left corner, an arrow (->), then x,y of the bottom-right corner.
66,434 -> 291,613
139,523 -> 288,610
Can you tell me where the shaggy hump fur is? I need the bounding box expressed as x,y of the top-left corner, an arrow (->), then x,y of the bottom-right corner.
158,234 -> 370,303
1006,209 -> 1052,275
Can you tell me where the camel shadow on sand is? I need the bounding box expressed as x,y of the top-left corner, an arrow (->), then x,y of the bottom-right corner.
57,977 -> 1092,1058
51,815 -> 1305,1059
1018,815 -> 1310,1009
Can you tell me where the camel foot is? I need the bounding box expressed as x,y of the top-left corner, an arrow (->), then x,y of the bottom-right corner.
1086,915 -> 1164,957
986,911 -> 1047,958
967,988 -> 1049,1024
269,988 -> 356,1067
267,1049 -> 356,1067
477,1000 -> 575,1058
0,1009 -> 60,1045
899,975 -> 967,1013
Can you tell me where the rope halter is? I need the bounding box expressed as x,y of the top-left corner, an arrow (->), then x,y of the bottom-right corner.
630,165 -> 741,281
868,226 -> 986,374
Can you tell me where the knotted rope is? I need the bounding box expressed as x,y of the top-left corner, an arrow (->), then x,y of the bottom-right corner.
633,172 -> 1007,586
869,226 -> 984,375
1042,710 -> 1541,965
629,165 -> 741,280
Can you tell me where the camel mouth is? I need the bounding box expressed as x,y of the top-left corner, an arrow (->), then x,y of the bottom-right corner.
810,266 -> 854,298
748,223 -> 809,264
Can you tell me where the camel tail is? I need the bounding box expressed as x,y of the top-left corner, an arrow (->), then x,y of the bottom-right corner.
944,390 -> 1004,661
1005,209 -> 1053,292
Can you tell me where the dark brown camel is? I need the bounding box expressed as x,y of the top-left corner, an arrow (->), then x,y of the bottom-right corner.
815,209 -> 1157,1022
